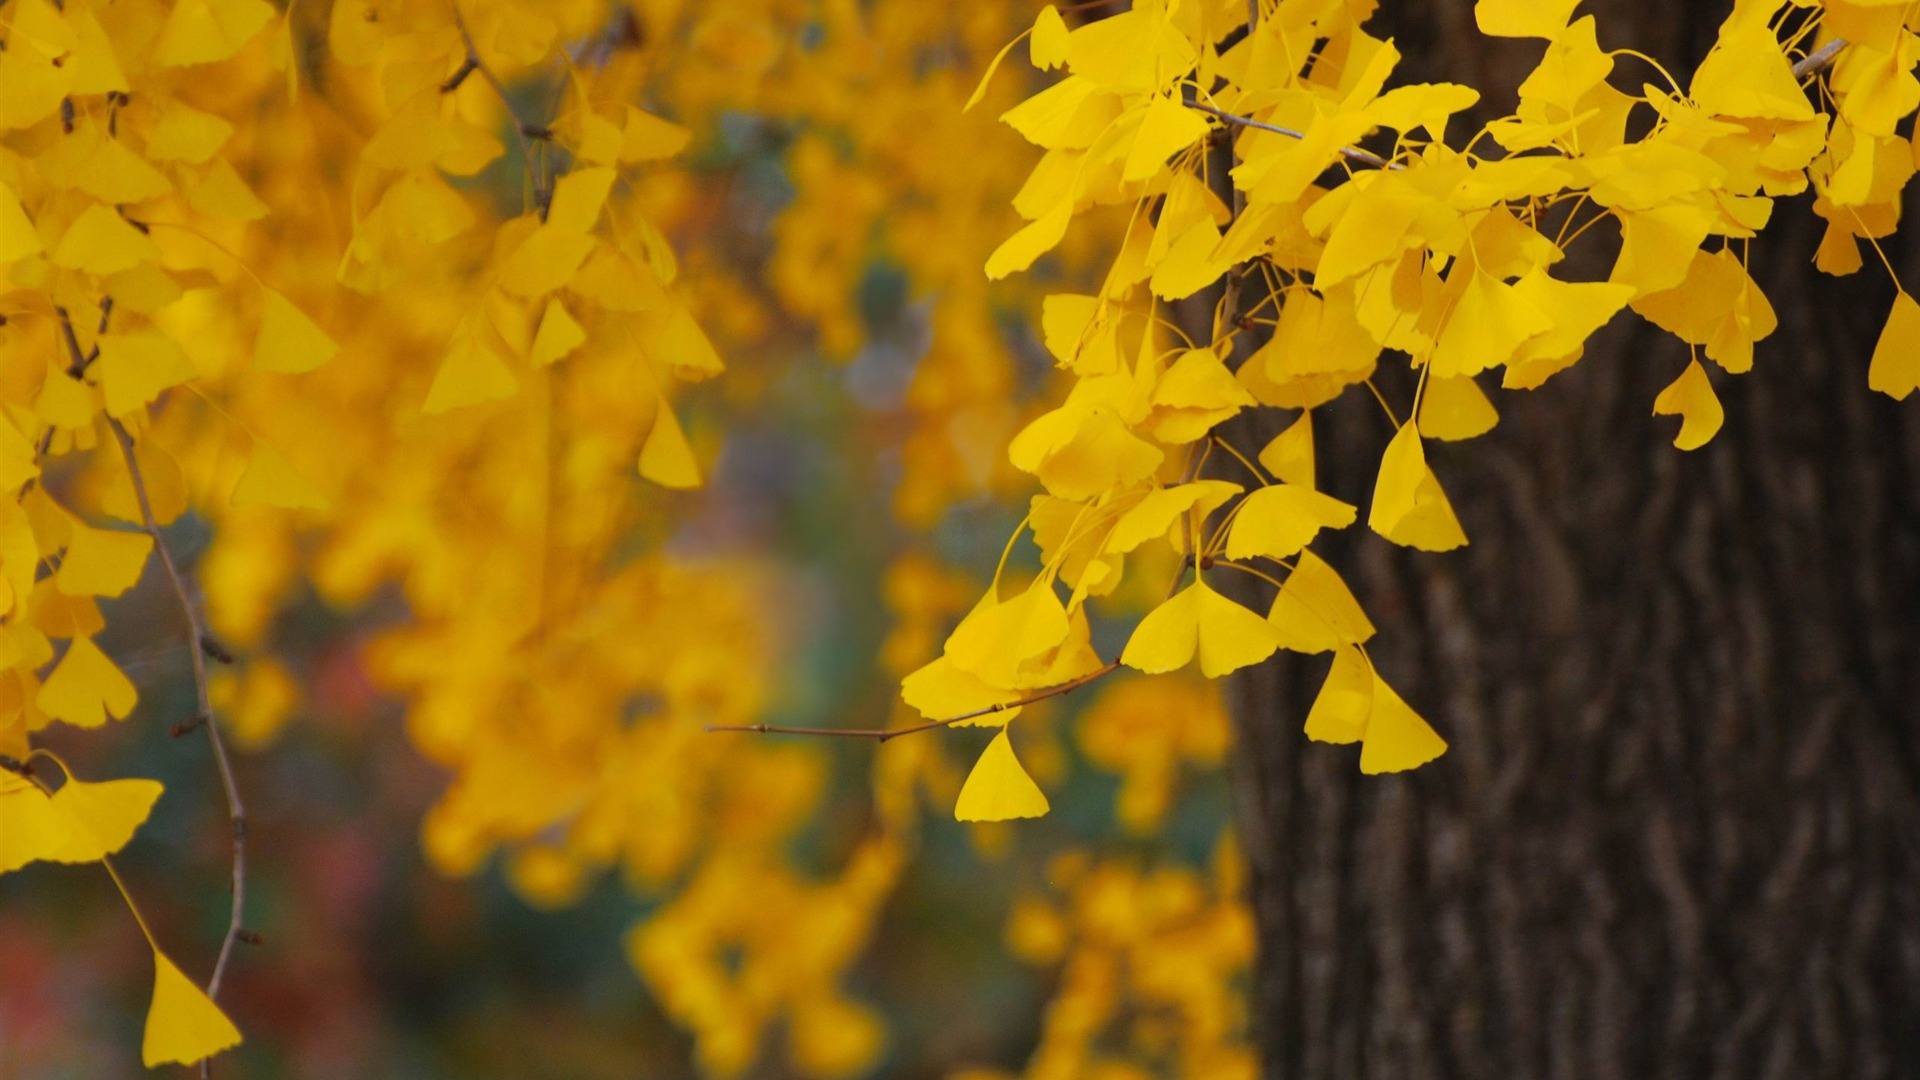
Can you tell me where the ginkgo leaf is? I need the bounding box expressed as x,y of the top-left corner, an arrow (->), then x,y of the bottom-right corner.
1104,480 -> 1242,554
618,106 -> 691,162
638,304 -> 725,380
0,775 -> 70,874
47,777 -> 164,862
529,299 -> 587,367
900,654 -> 1022,725
0,182 -> 43,262
954,729 -> 1050,822
1429,270 -> 1554,378
153,0 -> 275,67
1475,0 -> 1581,38
497,225 -> 598,297
546,168 -> 617,235
946,578 -> 1070,683
1867,292 -> 1920,401
1030,6 -> 1070,70
93,330 -> 198,418
1224,484 -> 1356,561
1258,411 -> 1315,488
1652,360 -> 1724,451
1304,644 -> 1372,744
986,198 -> 1072,280
232,442 -> 330,511
36,636 -> 137,728
254,290 -> 339,374
1359,671 -> 1448,773
1123,94 -> 1210,184
1121,577 -> 1285,678
423,325 -> 518,415
57,521 -> 152,598
638,403 -> 702,489
1419,376 -> 1500,441
51,204 -> 160,276
1369,423 -> 1468,551
143,948 -> 242,1068
1269,549 -> 1376,652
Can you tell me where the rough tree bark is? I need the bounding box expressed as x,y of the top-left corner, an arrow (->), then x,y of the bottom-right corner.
1214,4 -> 1920,1077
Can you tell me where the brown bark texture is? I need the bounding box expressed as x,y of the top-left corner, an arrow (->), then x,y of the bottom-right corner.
1214,4 -> 1920,1078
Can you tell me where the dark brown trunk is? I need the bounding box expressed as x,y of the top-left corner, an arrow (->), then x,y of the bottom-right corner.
1215,4 -> 1920,1077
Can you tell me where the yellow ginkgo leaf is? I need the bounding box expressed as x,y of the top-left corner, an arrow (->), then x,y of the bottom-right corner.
1359,671 -> 1448,773
142,948 -> 242,1068
986,197 -> 1073,280
36,636 -> 137,728
92,330 -> 198,418
232,441 -> 329,511
1419,376 -> 1500,441
422,324 -> 518,415
1474,0 -> 1581,39
638,402 -> 701,490
496,225 -> 597,297
1224,484 -> 1356,561
900,654 -> 1022,726
0,182 -> 43,262
1368,423 -> 1467,551
1303,644 -> 1372,744
1652,359 -> 1723,451
57,521 -> 152,598
1429,270 -> 1554,378
0,774 -> 70,874
102,439 -> 188,526
50,203 -> 160,276
638,304 -> 725,381
1123,94 -> 1211,184
1867,291 -> 1920,401
47,777 -> 164,862
1104,480 -> 1242,554
153,0 -> 275,67
954,729 -> 1050,822
529,299 -> 587,367
1269,550 -> 1376,653
254,289 -> 339,374
1257,411 -> 1315,488
946,578 -> 1070,684
1030,6 -> 1070,69
618,106 -> 692,163
1121,577 -> 1285,678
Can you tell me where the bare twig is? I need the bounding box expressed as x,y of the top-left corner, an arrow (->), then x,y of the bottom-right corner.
106,419 -> 248,1078
1187,102 -> 1399,171
706,661 -> 1123,743
1793,38 -> 1846,80
448,2 -> 551,216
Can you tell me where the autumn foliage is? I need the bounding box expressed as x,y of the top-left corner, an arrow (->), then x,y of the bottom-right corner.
1,0 -> 1917,1075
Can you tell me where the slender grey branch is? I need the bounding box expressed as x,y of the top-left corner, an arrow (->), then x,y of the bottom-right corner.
1187,101 -> 1399,171
106,419 -> 248,1079
1793,38 -> 1846,80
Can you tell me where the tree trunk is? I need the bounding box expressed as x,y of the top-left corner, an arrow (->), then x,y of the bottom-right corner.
1217,5 -> 1920,1077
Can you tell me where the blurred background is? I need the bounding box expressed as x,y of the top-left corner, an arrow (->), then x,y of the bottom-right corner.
0,3 -> 1253,1077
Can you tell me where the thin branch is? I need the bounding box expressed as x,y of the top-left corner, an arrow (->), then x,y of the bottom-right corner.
1187,102 -> 1399,171
106,418 -> 248,1077
706,661 -> 1123,743
1793,38 -> 1846,80
447,2 -> 551,215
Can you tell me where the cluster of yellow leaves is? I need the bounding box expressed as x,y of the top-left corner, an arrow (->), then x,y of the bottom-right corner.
1,759 -> 238,1067
910,0 -> 1920,822
0,0 -> 755,1069
955,850 -> 1256,1080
